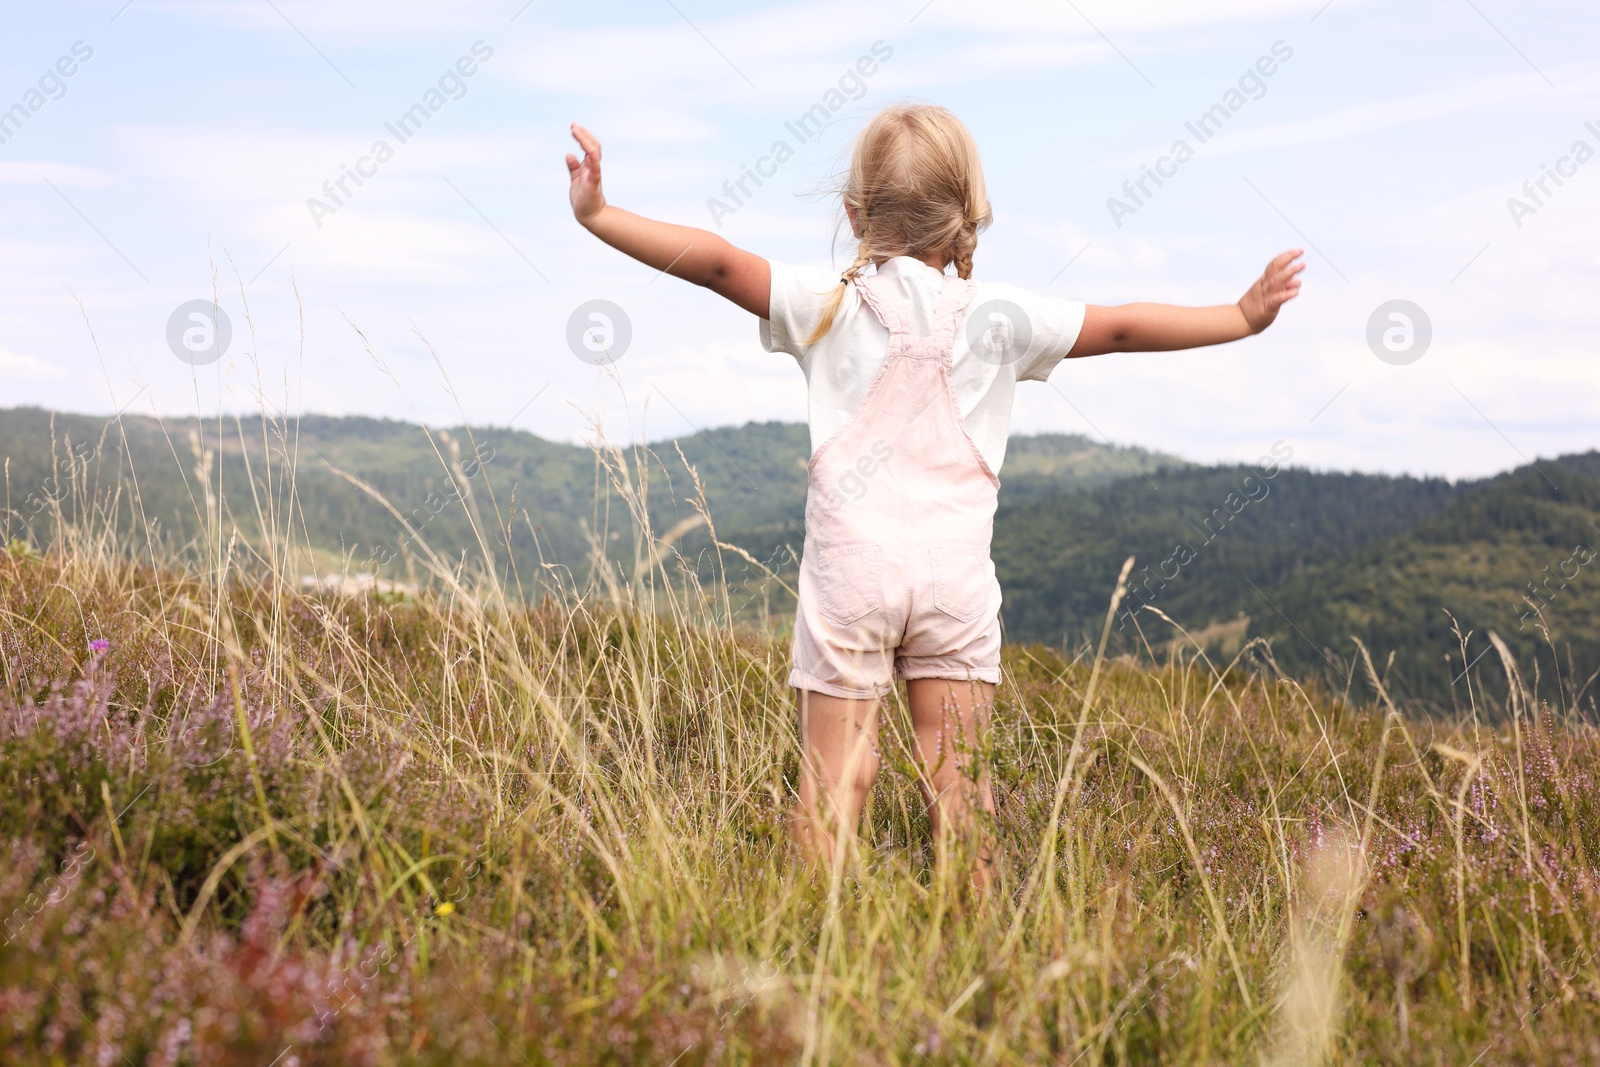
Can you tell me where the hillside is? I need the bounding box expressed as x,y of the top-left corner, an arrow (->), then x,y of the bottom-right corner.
4,406 -> 1596,712
995,454 -> 1600,710
0,406 -> 1183,579
7,537 -> 1599,1062
992,463 -> 1468,646
1257,459 -> 1600,708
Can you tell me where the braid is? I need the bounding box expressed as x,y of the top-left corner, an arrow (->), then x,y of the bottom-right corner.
802,236 -> 875,346
950,187 -> 987,279
950,222 -> 978,280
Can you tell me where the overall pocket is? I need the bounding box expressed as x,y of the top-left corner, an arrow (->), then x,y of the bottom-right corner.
809,545 -> 884,626
929,545 -> 996,623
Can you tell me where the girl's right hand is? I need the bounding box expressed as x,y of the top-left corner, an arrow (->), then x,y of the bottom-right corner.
566,123 -> 606,226
1237,249 -> 1304,334
562,122 -> 771,317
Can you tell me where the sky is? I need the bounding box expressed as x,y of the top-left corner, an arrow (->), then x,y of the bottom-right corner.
1,0 -> 1596,479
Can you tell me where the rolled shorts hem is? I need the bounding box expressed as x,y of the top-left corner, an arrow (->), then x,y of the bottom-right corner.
787,668 -> 894,701
788,664 -> 1002,700
897,665 -> 1001,685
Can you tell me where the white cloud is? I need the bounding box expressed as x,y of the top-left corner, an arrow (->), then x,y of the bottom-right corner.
0,346 -> 67,380
1195,69 -> 1599,160
0,162 -> 116,186
115,126 -> 542,205
499,0 -> 1347,110
915,0 -> 1348,34
137,0 -> 510,35
143,0 -> 1355,40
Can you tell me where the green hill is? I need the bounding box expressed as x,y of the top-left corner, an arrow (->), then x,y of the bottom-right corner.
0,405 -> 1181,584
992,464 -> 1467,647
994,453 -> 1600,712
3,406 -> 1595,712
1256,460 -> 1600,710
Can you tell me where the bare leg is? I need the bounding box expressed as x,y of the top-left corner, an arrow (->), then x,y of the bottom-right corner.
793,688 -> 881,867
907,678 -> 996,890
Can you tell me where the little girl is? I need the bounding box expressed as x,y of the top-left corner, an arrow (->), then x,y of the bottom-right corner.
566,105 -> 1302,883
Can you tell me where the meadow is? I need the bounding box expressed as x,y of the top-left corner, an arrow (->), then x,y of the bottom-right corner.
2,422 -> 1598,1065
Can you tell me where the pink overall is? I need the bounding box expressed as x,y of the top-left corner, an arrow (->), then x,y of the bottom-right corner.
789,271 -> 1003,699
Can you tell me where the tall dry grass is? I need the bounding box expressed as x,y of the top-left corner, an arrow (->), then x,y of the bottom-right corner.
2,405 -> 1599,1065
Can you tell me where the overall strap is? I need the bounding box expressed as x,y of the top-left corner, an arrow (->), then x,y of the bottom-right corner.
930,276 -> 976,341
851,273 -> 909,335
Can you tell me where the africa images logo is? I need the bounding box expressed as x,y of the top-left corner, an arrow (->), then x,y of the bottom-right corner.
1106,41 -> 1294,228
1504,118 -> 1600,229
0,40 -> 94,147
706,41 -> 893,228
1365,300 -> 1431,366
566,300 -> 632,365
965,300 -> 1033,367
165,300 -> 233,366
304,42 -> 495,229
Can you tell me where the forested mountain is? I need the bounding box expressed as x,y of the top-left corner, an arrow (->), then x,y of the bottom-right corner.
0,406 -> 1181,592
995,452 -> 1600,711
1255,459 -> 1600,709
4,406 -> 1595,712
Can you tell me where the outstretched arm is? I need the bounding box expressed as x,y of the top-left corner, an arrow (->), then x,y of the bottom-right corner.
1066,250 -> 1304,357
567,123 -> 771,319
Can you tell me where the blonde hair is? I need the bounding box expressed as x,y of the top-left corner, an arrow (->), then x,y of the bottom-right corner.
802,104 -> 992,346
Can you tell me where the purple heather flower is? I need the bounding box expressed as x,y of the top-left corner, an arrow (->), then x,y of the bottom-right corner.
88,638 -> 109,654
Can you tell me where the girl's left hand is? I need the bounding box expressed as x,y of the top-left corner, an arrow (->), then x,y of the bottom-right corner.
1238,249 -> 1305,333
566,123 -> 607,225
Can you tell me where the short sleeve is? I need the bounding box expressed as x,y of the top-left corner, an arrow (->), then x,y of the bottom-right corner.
761,261 -> 843,361
1002,286 -> 1087,383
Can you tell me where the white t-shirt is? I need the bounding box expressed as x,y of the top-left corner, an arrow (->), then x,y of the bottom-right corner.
760,256 -> 1087,474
